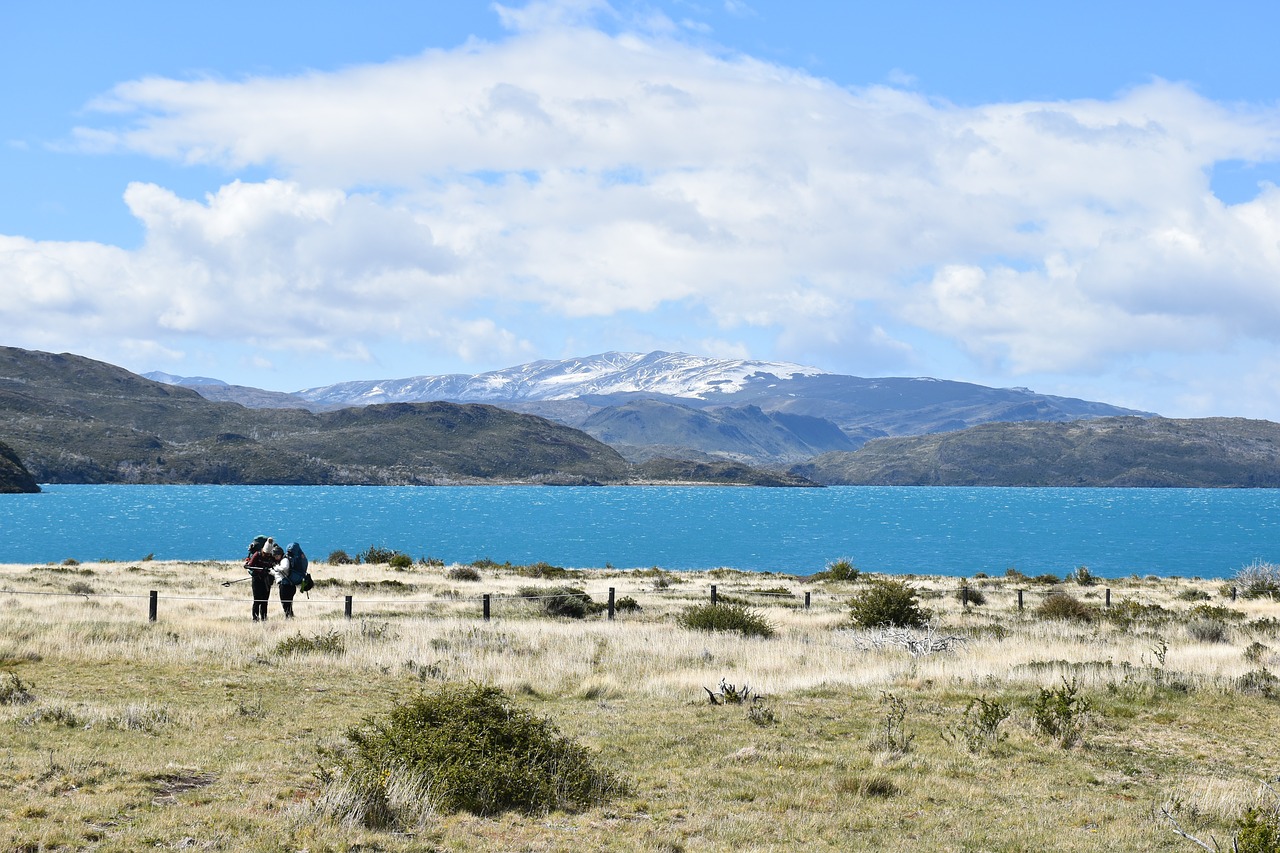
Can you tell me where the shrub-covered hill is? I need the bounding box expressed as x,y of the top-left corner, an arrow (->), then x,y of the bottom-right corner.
0,347 -> 631,485
0,440 -> 39,493
792,416 -> 1280,487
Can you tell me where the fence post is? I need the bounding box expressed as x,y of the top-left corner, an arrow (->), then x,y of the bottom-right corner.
344,595 -> 353,619
804,591 -> 811,610
1105,588 -> 1111,608
960,585 -> 969,607
711,584 -> 717,605
1017,589 -> 1024,611
608,587 -> 615,620
483,594 -> 491,621
1232,586 -> 1238,601
148,590 -> 158,622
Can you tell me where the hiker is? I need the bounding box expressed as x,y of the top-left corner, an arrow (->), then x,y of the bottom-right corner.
273,541 -> 309,618
244,535 -> 280,621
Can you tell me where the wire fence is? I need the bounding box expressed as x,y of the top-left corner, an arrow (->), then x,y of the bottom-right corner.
0,581 -> 1201,624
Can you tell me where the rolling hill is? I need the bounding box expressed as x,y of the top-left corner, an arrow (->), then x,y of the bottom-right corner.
792,417 -> 1280,487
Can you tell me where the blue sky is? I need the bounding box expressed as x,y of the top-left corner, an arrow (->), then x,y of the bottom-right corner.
5,1 -> 1280,418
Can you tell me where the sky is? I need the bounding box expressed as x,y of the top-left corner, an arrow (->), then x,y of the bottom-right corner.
5,1 -> 1280,418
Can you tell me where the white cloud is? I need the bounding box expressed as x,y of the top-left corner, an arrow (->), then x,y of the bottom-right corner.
5,6 -> 1280,413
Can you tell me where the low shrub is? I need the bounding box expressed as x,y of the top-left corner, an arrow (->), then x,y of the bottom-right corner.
418,556 -> 445,567
812,558 -> 860,582
1186,618 -> 1229,643
518,586 -> 601,619
1245,641 -> 1271,664
275,631 -> 346,656
0,673 -> 35,706
388,553 -> 413,570
955,584 -> 986,606
1190,603 -> 1246,622
1237,668 -> 1279,698
471,557 -> 513,570
358,545 -> 400,565
1035,591 -> 1097,623
849,579 -> 929,629
1004,568 -> 1029,582
1175,588 -> 1211,602
942,696 -> 1011,753
326,549 -> 356,565
517,561 -> 580,580
1031,573 -> 1061,585
678,603 -> 775,638
445,565 -> 482,582
332,683 -> 624,821
1032,676 -> 1091,747
614,595 -> 641,612
1236,805 -> 1280,853
1066,565 -> 1097,586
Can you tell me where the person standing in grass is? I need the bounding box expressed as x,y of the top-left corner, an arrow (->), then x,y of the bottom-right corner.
244,535 -> 279,622
273,541 -> 308,618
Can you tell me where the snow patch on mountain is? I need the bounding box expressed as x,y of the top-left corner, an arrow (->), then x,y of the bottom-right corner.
297,352 -> 829,406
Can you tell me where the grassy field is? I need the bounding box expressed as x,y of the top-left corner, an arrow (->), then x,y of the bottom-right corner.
2,557 -> 1279,851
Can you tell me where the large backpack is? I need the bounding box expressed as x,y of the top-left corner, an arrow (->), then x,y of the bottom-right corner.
247,535 -> 268,557
285,542 -> 313,592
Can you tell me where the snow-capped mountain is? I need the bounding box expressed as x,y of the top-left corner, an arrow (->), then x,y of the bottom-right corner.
296,351 -> 829,407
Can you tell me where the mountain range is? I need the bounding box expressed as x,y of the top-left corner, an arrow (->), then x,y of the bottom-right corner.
149,351 -> 1151,466
1,346 -> 809,487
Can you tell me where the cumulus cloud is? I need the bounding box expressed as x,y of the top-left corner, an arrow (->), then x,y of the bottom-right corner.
6,3 -> 1280,412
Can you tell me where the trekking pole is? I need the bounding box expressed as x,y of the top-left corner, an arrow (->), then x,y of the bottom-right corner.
221,576 -> 253,587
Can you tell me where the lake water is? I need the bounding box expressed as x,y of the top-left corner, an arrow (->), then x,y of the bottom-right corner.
1,485 -> 1278,578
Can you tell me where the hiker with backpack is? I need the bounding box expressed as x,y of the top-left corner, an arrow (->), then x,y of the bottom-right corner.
272,541 -> 312,618
244,535 -> 280,621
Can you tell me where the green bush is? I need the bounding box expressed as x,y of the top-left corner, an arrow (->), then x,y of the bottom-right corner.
1031,676 -> 1091,747
1035,591 -> 1097,623
678,603 -> 775,638
848,579 -> 928,629
358,545 -> 400,565
1237,806 -> 1280,853
326,549 -> 356,565
1175,588 -> 1211,602
445,565 -> 482,582
334,683 -> 624,821
812,558 -> 860,582
955,584 -> 986,606
275,631 -> 346,656
388,553 -> 413,570
1066,566 -> 1097,586
517,561 -> 580,580
614,595 -> 641,612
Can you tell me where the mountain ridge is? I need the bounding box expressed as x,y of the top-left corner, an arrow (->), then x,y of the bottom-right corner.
152,351 -> 1153,465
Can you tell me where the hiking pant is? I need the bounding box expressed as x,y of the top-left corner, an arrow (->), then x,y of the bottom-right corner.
279,581 -> 296,618
251,572 -> 273,621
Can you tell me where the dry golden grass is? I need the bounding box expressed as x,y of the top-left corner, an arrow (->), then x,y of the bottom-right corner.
1,559 -> 1279,850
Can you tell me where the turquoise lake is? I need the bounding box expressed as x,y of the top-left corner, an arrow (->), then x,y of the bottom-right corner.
2,484 -> 1278,578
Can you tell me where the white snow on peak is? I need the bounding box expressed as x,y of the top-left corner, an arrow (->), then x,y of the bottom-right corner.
297,351 -> 829,405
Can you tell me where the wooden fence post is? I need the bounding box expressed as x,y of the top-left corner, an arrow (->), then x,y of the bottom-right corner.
960,585 -> 969,607
1017,589 -> 1024,611
804,591 -> 811,610
344,595 -> 353,618
711,584 -> 717,605
483,594 -> 491,621
148,590 -> 158,622
1232,586 -> 1238,601
1105,588 -> 1111,608
608,587 -> 615,620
